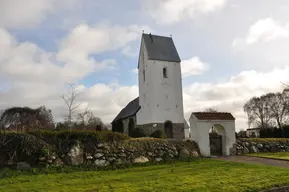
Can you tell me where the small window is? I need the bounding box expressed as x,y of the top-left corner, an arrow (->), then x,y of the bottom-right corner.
163,67 -> 167,78
143,69 -> 145,81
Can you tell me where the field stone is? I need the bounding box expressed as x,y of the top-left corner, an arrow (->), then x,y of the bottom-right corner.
250,145 -> 258,153
257,144 -> 263,149
67,144 -> 83,165
119,153 -> 126,158
108,157 -> 116,163
242,147 -> 250,154
38,157 -> 46,161
191,151 -> 199,158
94,159 -> 109,166
52,158 -> 64,167
271,147 -> 279,153
147,152 -> 153,156
86,155 -> 93,160
97,143 -> 104,148
17,162 -> 31,170
94,153 -> 104,159
155,158 -> 163,162
133,156 -> 149,163
179,149 -> 190,160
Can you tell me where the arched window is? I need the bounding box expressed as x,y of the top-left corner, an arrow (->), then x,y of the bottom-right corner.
163,67 -> 167,78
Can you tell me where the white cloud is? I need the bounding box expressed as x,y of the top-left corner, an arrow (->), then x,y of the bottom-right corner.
0,22 -> 147,122
58,23 -> 150,61
183,66 -> 289,131
233,18 -> 289,46
0,0 -> 78,28
122,45 -> 139,57
143,0 -> 229,25
181,57 -> 209,77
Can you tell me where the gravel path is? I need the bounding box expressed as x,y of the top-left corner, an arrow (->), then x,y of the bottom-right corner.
216,156 -> 289,168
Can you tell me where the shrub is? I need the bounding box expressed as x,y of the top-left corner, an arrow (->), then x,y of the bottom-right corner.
28,130 -> 130,143
130,128 -> 146,138
150,130 -> 167,139
28,130 -> 130,155
0,132 -> 51,165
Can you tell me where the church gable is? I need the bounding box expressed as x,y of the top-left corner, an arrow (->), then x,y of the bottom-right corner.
142,33 -> 181,62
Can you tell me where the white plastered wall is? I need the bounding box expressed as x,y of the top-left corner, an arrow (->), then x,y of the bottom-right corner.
189,114 -> 236,157
137,37 -> 184,125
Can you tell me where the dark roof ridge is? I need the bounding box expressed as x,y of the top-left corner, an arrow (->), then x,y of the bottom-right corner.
142,33 -> 173,39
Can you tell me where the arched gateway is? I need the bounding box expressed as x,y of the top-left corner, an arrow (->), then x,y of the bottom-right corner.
189,112 -> 236,157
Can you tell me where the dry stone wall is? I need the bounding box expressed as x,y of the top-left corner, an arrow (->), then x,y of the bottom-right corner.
0,131 -> 200,168
49,139 -> 200,167
236,138 -> 289,155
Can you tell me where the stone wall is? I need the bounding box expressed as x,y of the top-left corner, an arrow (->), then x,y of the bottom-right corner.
1,133 -> 200,168
80,139 -> 199,167
236,138 -> 289,155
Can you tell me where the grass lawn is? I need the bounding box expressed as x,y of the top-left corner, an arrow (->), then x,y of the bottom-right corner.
1,159 -> 289,192
247,152 -> 289,160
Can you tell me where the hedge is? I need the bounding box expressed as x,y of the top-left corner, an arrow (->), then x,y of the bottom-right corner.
150,130 -> 167,139
248,138 -> 289,143
130,128 -> 146,138
28,130 -> 129,143
259,126 -> 289,138
0,130 -> 130,165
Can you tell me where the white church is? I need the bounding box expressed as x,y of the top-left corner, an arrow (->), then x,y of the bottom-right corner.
111,33 -> 236,156
111,33 -> 188,139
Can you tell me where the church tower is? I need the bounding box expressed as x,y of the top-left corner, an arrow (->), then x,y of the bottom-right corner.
136,33 -> 185,139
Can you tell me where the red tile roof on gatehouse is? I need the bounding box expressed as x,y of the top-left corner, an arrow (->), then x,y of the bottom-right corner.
192,112 -> 235,121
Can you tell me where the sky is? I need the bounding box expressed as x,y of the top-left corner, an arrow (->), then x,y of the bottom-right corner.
1,0 -> 289,131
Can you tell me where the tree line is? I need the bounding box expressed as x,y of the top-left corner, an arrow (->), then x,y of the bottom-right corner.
244,87 -> 289,137
0,83 -> 110,132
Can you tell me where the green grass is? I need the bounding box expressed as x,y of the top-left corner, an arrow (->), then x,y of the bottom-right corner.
248,152 -> 289,160
1,159 -> 289,192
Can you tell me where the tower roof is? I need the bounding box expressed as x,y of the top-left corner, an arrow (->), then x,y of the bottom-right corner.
142,33 -> 181,62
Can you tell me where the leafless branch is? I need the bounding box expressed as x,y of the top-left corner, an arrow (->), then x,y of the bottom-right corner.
61,82 -> 82,130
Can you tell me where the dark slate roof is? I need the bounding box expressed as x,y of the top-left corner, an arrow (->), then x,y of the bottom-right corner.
142,33 -> 181,62
192,112 -> 235,121
111,97 -> 140,123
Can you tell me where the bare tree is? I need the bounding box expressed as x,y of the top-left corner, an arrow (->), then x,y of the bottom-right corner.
0,106 -> 54,131
204,107 -> 218,113
61,83 -> 81,130
265,92 -> 288,130
76,108 -> 94,130
75,108 -> 108,131
244,96 -> 272,129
